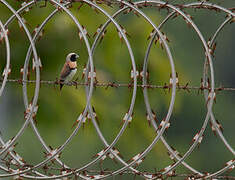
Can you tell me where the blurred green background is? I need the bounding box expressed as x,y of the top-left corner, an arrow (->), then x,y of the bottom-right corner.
0,0 -> 234,179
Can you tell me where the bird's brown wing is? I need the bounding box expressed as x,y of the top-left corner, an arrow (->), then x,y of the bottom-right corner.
59,62 -> 71,90
60,62 -> 71,80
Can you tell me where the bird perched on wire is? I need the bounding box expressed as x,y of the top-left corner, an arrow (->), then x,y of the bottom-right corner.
59,52 -> 79,90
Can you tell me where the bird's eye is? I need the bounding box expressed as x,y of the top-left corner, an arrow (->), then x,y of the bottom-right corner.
70,54 -> 77,62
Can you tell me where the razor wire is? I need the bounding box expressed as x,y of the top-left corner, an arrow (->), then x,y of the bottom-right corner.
0,0 -> 234,179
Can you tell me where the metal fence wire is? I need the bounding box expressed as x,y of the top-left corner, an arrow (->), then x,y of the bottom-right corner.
0,0 -> 234,179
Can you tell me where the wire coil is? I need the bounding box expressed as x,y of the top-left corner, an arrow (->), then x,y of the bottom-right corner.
0,0 -> 234,179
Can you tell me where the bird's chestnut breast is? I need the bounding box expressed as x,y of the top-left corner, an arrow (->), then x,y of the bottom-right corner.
69,61 -> 77,69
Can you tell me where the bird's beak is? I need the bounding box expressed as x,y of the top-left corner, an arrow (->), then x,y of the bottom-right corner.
76,55 -> 79,59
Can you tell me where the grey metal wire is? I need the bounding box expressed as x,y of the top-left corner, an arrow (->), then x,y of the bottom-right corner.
0,0 -> 234,179
0,20 -> 10,97
0,0 -> 40,159
142,1 -> 234,179
142,8 -> 203,177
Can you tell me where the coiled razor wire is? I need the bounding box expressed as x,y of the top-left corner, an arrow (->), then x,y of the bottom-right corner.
0,0 -> 234,179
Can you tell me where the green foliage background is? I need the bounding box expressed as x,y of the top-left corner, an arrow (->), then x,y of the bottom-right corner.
0,0 -> 234,179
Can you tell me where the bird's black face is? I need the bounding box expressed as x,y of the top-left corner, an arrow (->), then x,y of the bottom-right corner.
70,54 -> 78,62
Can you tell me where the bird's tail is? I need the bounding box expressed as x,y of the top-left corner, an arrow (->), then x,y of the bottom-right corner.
60,80 -> 64,90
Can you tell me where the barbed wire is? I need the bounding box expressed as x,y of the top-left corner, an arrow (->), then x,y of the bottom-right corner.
0,0 -> 234,179
2,78 -> 235,92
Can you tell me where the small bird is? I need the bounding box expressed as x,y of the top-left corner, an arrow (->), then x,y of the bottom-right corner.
59,52 -> 79,90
